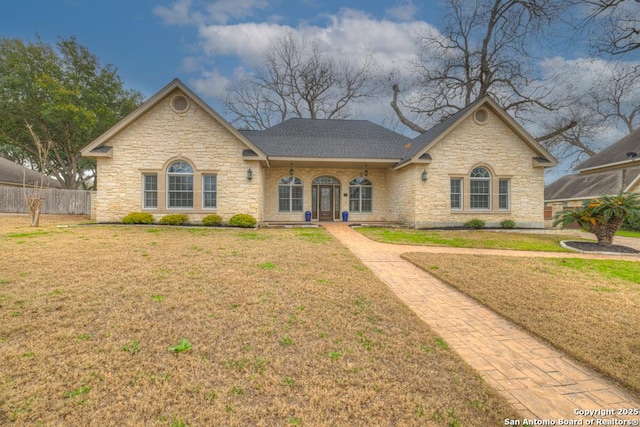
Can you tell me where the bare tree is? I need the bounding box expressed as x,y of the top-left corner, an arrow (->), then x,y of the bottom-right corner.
390,0 -> 571,136
583,0 -> 640,55
224,31 -> 376,129
23,122 -> 52,227
540,62 -> 639,165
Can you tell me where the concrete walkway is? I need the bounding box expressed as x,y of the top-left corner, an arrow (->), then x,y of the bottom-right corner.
323,223 -> 639,422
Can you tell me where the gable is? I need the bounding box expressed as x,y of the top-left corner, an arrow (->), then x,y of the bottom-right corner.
397,97 -> 557,169
81,79 -> 267,162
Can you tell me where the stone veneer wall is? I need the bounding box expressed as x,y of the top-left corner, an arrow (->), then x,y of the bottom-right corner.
412,109 -> 546,228
262,167 -> 388,222
94,89 -> 263,223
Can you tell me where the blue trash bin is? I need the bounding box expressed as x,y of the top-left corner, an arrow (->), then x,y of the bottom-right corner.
342,211 -> 348,222
305,211 -> 311,222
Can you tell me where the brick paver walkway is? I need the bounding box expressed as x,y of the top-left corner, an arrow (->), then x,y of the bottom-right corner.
323,223 -> 640,423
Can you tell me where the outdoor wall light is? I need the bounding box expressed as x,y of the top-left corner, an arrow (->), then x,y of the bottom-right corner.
247,167 -> 253,181
289,163 -> 294,176
421,170 -> 428,182
364,164 -> 369,176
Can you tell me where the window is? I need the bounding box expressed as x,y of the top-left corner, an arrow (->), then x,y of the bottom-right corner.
499,179 -> 510,210
450,178 -> 462,210
349,177 -> 372,213
167,161 -> 194,208
203,175 -> 217,208
279,176 -> 303,212
143,174 -> 158,208
470,167 -> 491,209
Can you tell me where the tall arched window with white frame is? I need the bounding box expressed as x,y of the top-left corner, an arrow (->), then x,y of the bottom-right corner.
167,161 -> 194,208
470,167 -> 491,209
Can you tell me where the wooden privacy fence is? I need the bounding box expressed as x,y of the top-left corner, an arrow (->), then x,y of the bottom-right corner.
0,186 -> 92,215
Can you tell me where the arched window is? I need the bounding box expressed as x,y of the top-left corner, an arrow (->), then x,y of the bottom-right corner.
349,177 -> 372,213
470,166 -> 491,209
167,161 -> 194,208
279,176 -> 303,212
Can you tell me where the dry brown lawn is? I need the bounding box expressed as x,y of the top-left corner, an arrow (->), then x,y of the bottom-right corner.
0,215 -> 516,425
403,252 -> 640,398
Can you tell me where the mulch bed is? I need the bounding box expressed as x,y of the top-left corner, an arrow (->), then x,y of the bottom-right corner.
563,241 -> 640,254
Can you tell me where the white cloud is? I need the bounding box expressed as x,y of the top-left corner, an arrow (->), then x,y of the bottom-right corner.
197,8 -> 434,73
155,0 -> 269,25
154,0 -> 200,26
385,0 -> 419,22
204,0 -> 269,24
189,68 -> 231,98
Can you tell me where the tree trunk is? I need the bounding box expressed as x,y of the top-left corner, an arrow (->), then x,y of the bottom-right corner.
591,216 -> 625,246
26,197 -> 44,227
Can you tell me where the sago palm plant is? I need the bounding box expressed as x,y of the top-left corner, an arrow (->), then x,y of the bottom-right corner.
553,192 -> 640,246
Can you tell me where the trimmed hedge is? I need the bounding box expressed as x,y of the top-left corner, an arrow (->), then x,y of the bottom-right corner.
202,214 -> 223,226
159,214 -> 189,225
228,213 -> 257,228
122,212 -> 155,224
500,219 -> 516,229
464,218 -> 485,229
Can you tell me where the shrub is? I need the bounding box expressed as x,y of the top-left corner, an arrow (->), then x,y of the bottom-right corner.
122,212 -> 154,224
622,211 -> 640,231
201,214 -> 223,226
159,214 -> 189,225
553,192 -> 640,246
500,219 -> 516,229
228,213 -> 257,228
464,218 -> 485,229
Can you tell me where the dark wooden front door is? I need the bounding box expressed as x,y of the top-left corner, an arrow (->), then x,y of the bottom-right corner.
318,185 -> 333,221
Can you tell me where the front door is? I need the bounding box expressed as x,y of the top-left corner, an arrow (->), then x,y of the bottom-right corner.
318,185 -> 333,221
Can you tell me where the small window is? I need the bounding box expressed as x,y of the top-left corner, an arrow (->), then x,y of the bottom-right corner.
499,179 -> 510,210
349,177 -> 372,213
203,175 -> 217,209
279,176 -> 303,212
450,178 -> 462,210
474,108 -> 488,124
143,174 -> 158,209
171,95 -> 190,113
167,161 -> 194,208
470,167 -> 491,209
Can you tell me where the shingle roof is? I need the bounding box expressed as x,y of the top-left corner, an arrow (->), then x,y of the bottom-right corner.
240,118 -> 412,159
576,128 -> 640,171
0,157 -> 62,188
544,166 -> 640,201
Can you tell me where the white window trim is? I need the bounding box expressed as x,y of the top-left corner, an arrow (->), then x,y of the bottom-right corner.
278,176 -> 304,212
470,167 -> 491,210
166,161 -> 194,210
499,179 -> 510,210
349,178 -> 373,213
450,178 -> 463,210
142,173 -> 158,209
202,174 -> 217,210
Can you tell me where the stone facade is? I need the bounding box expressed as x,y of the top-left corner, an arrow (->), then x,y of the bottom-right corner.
93,89 -> 263,223
86,81 -> 551,228
411,109 -> 546,228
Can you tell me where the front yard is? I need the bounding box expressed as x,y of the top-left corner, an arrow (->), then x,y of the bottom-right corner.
356,227 -> 583,251
0,216 -> 516,425
403,252 -> 640,398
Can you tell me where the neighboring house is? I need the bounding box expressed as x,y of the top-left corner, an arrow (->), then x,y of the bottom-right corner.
0,157 -> 62,188
81,79 -> 557,227
545,128 -> 640,224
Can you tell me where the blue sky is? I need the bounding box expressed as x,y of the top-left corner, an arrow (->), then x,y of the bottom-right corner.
2,1 -> 639,181
1,1 -> 448,100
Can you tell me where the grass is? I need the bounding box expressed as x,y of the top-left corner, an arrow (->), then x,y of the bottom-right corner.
357,227 -> 581,251
0,214 -> 515,425
617,230 -> 640,238
403,252 -> 640,397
